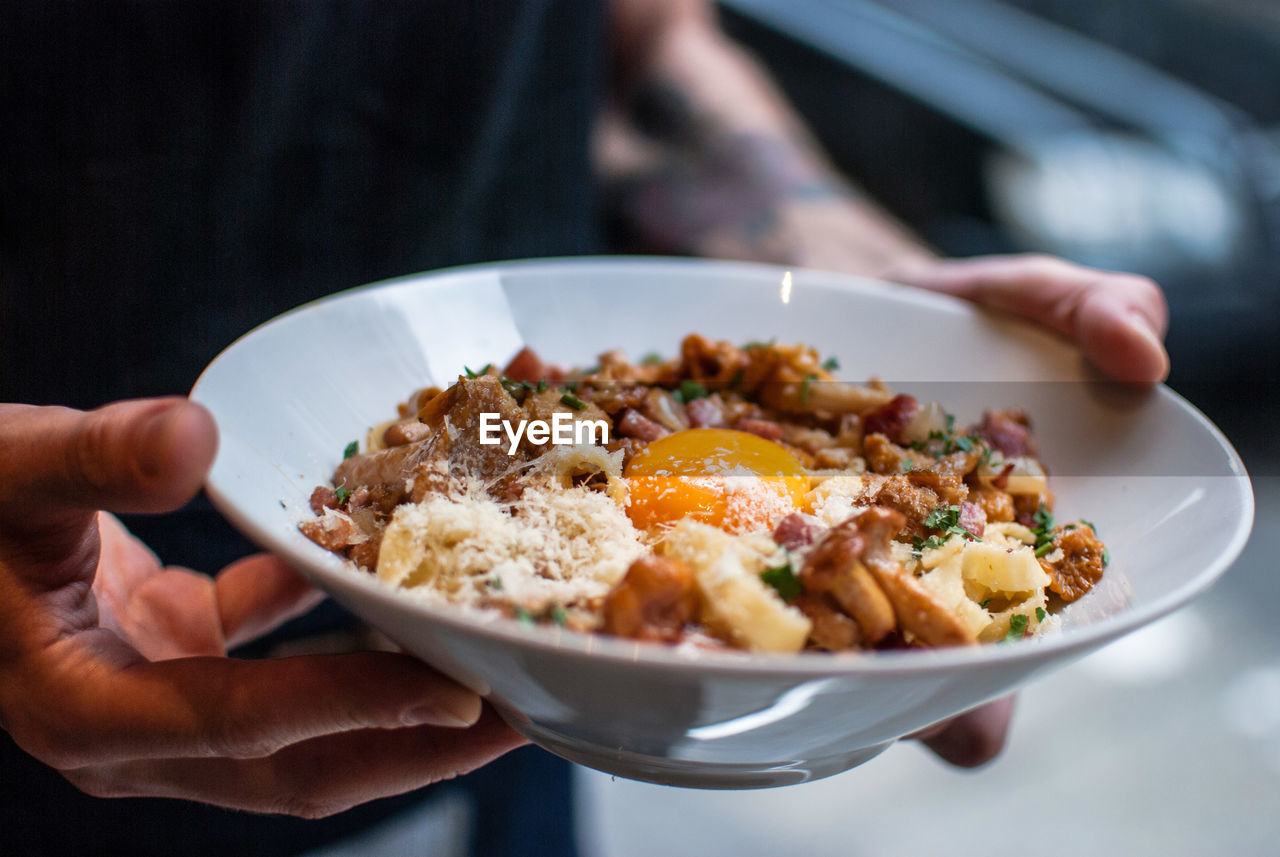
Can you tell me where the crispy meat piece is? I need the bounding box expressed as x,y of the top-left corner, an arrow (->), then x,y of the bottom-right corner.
1043,525 -> 1107,602
582,382 -> 648,416
866,474 -> 940,540
679,333 -> 751,390
298,509 -> 364,553
799,519 -> 896,644
309,486 -> 339,515
850,508 -> 977,648
863,433 -> 922,475
1014,488 -> 1056,527
814,446 -> 856,470
969,484 -> 1015,523
794,593 -> 861,651
601,556 -> 699,642
383,418 -> 432,447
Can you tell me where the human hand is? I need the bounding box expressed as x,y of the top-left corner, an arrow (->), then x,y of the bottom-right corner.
888,253 -> 1169,384
0,398 -> 525,817
884,254 -> 1166,766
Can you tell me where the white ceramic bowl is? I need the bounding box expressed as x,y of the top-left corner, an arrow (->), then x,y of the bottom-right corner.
192,257 -> 1253,788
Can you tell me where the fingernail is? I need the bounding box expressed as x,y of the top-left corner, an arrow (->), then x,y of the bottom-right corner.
1123,311 -> 1171,381
403,696 -> 481,729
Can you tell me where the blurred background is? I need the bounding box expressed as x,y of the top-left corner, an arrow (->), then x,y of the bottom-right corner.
579,1 -> 1279,854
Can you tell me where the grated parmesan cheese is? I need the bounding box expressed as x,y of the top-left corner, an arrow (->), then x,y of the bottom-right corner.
376,481 -> 646,606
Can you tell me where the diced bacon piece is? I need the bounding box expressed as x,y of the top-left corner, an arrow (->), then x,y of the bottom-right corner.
734,418 -> 783,441
617,408 -> 669,442
773,512 -> 826,551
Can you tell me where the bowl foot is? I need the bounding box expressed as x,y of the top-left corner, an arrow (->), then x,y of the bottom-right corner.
512,718 -> 894,789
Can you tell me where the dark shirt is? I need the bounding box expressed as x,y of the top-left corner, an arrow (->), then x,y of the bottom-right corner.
0,2 -> 605,854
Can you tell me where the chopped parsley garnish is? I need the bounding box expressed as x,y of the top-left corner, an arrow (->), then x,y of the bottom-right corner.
902,458 -> 914,472
513,606 -> 533,625
536,379 -> 548,392
743,338 -> 776,350
1081,519 -> 1098,534
334,486 -> 353,505
500,377 -> 534,401
488,576 -> 504,591
674,379 -> 708,403
342,440 -> 358,460
463,364 -> 492,379
912,505 -> 980,555
761,565 -> 802,602
1005,613 -> 1029,642
923,504 -> 980,541
640,351 -> 664,365
821,356 -> 840,372
979,598 -> 993,609
908,418 -> 979,458
1035,607 -> 1047,622
548,606 -> 568,627
1030,504 -> 1056,554
1103,547 -> 1111,567
912,534 -> 946,553
800,372 -> 817,405
560,392 -> 587,410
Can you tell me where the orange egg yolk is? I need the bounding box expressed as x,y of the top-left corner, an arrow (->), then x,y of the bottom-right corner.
624,428 -> 809,533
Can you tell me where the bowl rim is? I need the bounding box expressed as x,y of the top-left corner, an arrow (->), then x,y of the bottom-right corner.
194,255 -> 1256,678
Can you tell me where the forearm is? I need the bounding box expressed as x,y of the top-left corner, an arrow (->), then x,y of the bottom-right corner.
599,1 -> 933,275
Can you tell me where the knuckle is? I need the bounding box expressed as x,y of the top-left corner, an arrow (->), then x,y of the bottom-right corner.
69,413 -> 117,495
197,716 -> 279,760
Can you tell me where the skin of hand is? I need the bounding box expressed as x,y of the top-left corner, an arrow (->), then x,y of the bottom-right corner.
608,0 -> 1172,767
0,398 -> 526,817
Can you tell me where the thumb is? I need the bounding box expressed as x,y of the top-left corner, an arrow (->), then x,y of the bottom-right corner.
0,398 -> 218,526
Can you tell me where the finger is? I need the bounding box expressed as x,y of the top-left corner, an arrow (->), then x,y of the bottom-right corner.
64,706 -> 527,817
0,398 -> 218,531
94,514 -> 226,659
916,695 -> 1015,768
10,644 -> 484,769
215,554 -> 326,650
888,255 -> 1169,384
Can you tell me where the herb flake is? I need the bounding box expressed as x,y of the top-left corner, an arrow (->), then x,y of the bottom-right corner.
1005,613 -> 1029,642
342,440 -> 359,460
761,565 -> 802,602
560,392 -> 587,410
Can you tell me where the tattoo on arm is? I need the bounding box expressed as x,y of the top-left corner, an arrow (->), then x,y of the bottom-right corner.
604,80 -> 854,261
